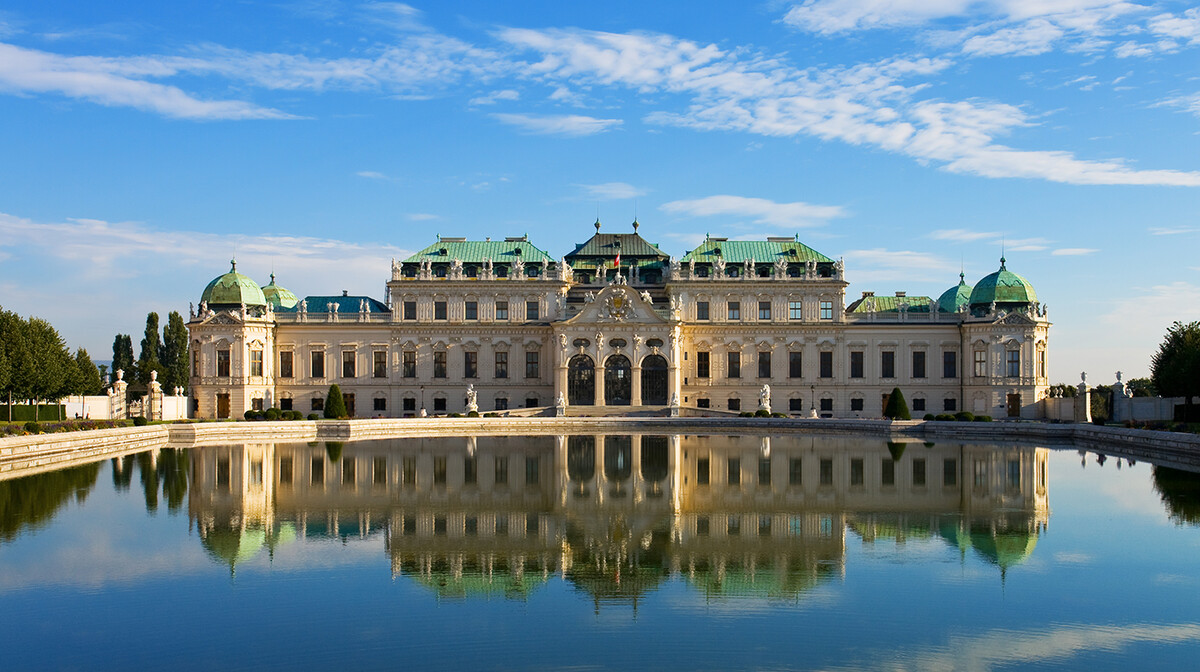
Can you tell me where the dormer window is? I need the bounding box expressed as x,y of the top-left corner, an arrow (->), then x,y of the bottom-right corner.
439,248 -> 448,256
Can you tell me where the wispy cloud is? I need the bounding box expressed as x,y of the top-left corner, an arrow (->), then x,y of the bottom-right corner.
660,195 -> 844,228
1149,226 -> 1199,235
356,170 -> 395,180
491,112 -> 622,136
842,247 -> 956,284
407,213 -> 439,221
469,88 -> 519,106
577,182 -> 647,200
1052,247 -> 1099,255
930,228 -> 1000,242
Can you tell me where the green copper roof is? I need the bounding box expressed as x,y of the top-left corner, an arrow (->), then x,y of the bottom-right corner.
281,294 -> 389,313
200,260 -> 267,307
566,226 -> 669,261
846,294 -> 933,314
937,274 -> 974,313
404,238 -> 553,264
262,274 -> 298,310
680,237 -> 833,264
969,258 -> 1037,306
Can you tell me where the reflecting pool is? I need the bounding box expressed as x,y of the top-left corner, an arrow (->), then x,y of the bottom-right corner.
3,433 -> 1200,670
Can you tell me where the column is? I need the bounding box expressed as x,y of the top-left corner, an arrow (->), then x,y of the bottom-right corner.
631,363 -> 642,406
595,361 -> 606,407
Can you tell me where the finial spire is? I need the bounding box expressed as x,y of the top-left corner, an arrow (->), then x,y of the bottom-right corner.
594,218 -> 601,232
230,258 -> 237,272
632,218 -> 639,232
269,272 -> 276,284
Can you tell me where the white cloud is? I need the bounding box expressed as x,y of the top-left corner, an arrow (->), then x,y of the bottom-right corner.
1150,226 -> 1200,235
962,18 -> 1065,56
407,213 -> 439,221
930,228 -> 1001,242
1052,247 -> 1099,255
356,170 -> 392,180
1148,8 -> 1200,45
660,195 -> 844,228
359,2 -> 426,32
996,236 -> 1052,251
0,42 -> 295,120
491,112 -> 622,136
469,88 -> 519,106
841,247 -> 956,284
577,182 -> 647,200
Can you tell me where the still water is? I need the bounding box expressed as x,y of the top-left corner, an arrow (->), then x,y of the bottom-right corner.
2,433 -> 1200,671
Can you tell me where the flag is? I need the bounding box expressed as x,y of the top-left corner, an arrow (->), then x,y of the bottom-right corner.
614,253 -> 621,269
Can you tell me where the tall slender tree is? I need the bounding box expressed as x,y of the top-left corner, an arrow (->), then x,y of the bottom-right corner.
160,311 -> 190,393
1151,320 -> 1200,419
137,312 -> 165,387
112,334 -> 136,383
25,317 -> 72,421
75,348 -> 104,396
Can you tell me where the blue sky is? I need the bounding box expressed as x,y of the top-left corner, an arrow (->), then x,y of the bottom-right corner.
1,0 -> 1198,381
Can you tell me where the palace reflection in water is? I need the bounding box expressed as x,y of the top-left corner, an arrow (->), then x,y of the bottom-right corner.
185,435 -> 1050,603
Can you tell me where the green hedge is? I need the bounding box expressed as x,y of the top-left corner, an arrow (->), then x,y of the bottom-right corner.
0,405 -> 67,422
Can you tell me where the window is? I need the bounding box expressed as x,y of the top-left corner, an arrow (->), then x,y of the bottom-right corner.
789,398 -> 803,412
525,351 -> 539,379
819,458 -> 833,486
697,398 -> 710,408
912,398 -> 926,412
1006,350 -> 1020,378
464,351 -> 478,378
728,398 -> 741,411
697,458 -> 710,486
495,457 -> 508,485
495,351 -> 508,379
311,397 -> 324,411
973,349 -> 987,377
279,351 -> 294,378
789,352 -> 802,378
495,397 -> 508,410
342,351 -> 356,378
789,458 -> 802,485
820,351 -> 833,378
403,397 -> 416,411
881,351 -> 894,378
944,398 -> 957,412
402,351 -> 416,378
251,398 -> 264,411
217,349 -> 231,377
913,458 -> 926,487
495,301 -> 509,321
851,398 -> 864,411
433,397 -> 446,412
727,301 -> 741,320
943,458 -> 957,486
697,301 -> 710,321
1038,349 -> 1046,378
943,351 -> 957,378
433,351 -> 446,378
526,457 -> 540,486
434,301 -> 447,320
373,351 -> 387,378
727,351 -> 741,379
820,398 -> 833,412
310,351 -> 324,378
850,458 -> 864,486
403,301 -> 416,320
758,351 -> 771,378
789,300 -> 803,320
912,351 -> 926,379
280,398 -> 292,411
728,457 -> 740,485
250,349 -> 263,377
882,459 -> 895,486
759,301 -> 771,320
696,352 -> 710,378
850,351 -> 864,378
526,300 -> 539,321
820,300 -> 833,320
465,301 -> 477,320
525,397 -> 538,408
758,458 -> 771,486
373,397 -> 386,412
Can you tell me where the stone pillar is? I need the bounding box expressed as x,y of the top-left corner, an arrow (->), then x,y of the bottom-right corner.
595,435 -> 607,504
109,369 -> 128,420
595,361 -> 606,407
147,370 -> 164,421
631,364 -> 642,406
1074,373 -> 1092,424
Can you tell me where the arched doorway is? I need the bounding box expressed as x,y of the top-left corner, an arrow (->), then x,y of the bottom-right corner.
641,354 -> 668,405
568,354 -> 595,405
605,354 -> 632,406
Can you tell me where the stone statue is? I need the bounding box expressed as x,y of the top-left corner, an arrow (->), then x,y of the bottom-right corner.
669,295 -> 678,313
330,301 -> 339,314
391,258 -> 401,276
116,369 -> 124,381
640,290 -> 653,303
465,384 -> 478,413
669,257 -> 680,280
482,257 -> 493,279
835,258 -> 844,279
744,257 -> 754,277
988,300 -> 997,315
189,302 -> 195,319
806,260 -> 817,277
670,392 -> 680,407
633,335 -> 643,353
298,299 -> 307,313
774,257 -> 787,278
200,301 -> 209,316
1081,371 -> 1087,384
584,291 -> 596,303
759,384 -> 771,412
450,258 -> 463,278
688,257 -> 696,276
542,258 -> 549,278
714,257 -> 726,277
512,257 -> 525,280
360,299 -> 368,313
559,333 -> 568,351
556,392 -> 566,408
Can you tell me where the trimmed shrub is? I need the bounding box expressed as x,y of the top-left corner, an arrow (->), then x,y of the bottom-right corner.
484,412 -> 499,418
244,410 -> 258,421
936,414 -> 955,421
771,412 -> 787,418
954,411 -> 975,422
324,384 -> 347,419
883,387 -> 911,420
24,420 -> 41,434
974,415 -> 993,422
923,413 -> 936,421
264,407 -> 282,421
307,413 -> 320,421
739,412 -> 754,417
755,409 -> 771,417
466,411 -> 480,418
133,416 -> 149,426
450,413 -> 463,418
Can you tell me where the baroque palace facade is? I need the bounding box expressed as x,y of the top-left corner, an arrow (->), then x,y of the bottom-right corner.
187,221 -> 1050,419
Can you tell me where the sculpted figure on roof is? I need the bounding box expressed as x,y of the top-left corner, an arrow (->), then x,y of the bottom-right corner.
774,257 -> 787,279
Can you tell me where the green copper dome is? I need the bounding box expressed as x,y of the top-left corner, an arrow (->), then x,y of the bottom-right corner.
200,260 -> 267,307
261,273 -> 298,310
969,257 -> 1037,308
938,273 -> 974,313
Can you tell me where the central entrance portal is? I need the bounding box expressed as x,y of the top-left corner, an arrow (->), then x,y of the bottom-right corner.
568,355 -> 595,405
605,354 -> 631,405
641,355 -> 668,405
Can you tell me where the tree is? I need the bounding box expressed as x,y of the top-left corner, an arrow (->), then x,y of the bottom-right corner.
25,317 -> 73,421
883,387 -> 911,420
112,334 -> 136,384
1151,320 -> 1200,418
1126,377 -> 1157,398
74,349 -> 104,396
324,384 -> 347,419
137,312 -> 165,387
160,311 -> 190,393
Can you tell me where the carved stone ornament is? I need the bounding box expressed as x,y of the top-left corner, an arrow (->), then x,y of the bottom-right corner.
605,288 -> 634,320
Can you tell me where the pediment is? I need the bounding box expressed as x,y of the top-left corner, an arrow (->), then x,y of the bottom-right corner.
200,311 -> 244,326
996,312 -> 1036,326
565,284 -> 668,326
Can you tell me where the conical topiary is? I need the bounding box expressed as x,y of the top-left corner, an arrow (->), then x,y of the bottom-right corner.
883,387 -> 911,420
324,384 -> 347,419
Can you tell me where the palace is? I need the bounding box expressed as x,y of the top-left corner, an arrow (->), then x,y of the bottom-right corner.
187,221 -> 1050,419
